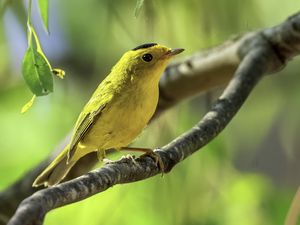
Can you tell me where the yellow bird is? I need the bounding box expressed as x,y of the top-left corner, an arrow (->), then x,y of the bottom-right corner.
33,43 -> 184,187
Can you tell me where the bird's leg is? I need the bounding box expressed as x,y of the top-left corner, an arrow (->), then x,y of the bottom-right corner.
97,149 -> 106,161
120,147 -> 165,172
98,149 -> 115,164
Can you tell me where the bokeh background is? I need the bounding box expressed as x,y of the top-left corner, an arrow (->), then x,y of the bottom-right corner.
1,0 -> 300,224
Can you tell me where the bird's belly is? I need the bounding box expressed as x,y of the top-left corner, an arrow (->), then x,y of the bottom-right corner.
82,89 -> 158,150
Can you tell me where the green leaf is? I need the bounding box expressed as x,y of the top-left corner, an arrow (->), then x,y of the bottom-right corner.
21,95 -> 36,113
134,0 -> 145,18
22,46 -> 53,96
37,0 -> 49,33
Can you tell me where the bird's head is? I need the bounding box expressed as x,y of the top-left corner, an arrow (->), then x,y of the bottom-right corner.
115,43 -> 184,82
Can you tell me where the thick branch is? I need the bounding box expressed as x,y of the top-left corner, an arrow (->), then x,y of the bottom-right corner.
4,11 -> 300,225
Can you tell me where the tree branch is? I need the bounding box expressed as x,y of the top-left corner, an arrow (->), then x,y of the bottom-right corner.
4,11 -> 300,225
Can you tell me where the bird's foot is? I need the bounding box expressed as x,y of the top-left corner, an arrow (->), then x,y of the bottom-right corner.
141,149 -> 165,172
104,154 -> 137,165
121,154 -> 138,165
103,158 -> 114,164
119,147 -> 165,172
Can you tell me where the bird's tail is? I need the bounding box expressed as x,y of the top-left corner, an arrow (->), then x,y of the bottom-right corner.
33,146 -> 76,187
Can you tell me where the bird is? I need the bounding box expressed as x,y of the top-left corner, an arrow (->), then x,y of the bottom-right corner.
33,43 -> 184,187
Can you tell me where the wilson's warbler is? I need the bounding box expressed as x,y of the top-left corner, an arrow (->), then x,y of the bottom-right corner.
33,43 -> 184,187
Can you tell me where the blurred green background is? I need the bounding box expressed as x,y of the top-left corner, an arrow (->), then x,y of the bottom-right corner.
1,0 -> 300,224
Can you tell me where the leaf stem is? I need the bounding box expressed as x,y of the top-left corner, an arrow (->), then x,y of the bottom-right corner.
27,0 -> 32,25
26,0 -> 33,47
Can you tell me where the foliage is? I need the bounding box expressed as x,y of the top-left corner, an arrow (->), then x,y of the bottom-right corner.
21,0 -> 64,113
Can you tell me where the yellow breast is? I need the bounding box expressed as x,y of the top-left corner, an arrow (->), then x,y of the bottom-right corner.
81,76 -> 159,152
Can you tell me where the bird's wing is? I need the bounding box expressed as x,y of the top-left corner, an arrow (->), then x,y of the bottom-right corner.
67,103 -> 107,162
66,74 -> 114,162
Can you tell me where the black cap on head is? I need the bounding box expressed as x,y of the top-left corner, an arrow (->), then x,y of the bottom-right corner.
132,43 -> 157,51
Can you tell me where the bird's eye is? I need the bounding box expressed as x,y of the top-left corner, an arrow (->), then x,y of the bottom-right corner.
142,53 -> 153,62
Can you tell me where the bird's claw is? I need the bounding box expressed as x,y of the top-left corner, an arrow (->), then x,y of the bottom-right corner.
103,158 -> 114,164
120,154 -> 139,166
142,149 -> 165,172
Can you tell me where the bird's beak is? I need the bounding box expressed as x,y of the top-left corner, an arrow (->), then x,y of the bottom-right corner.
164,48 -> 185,58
